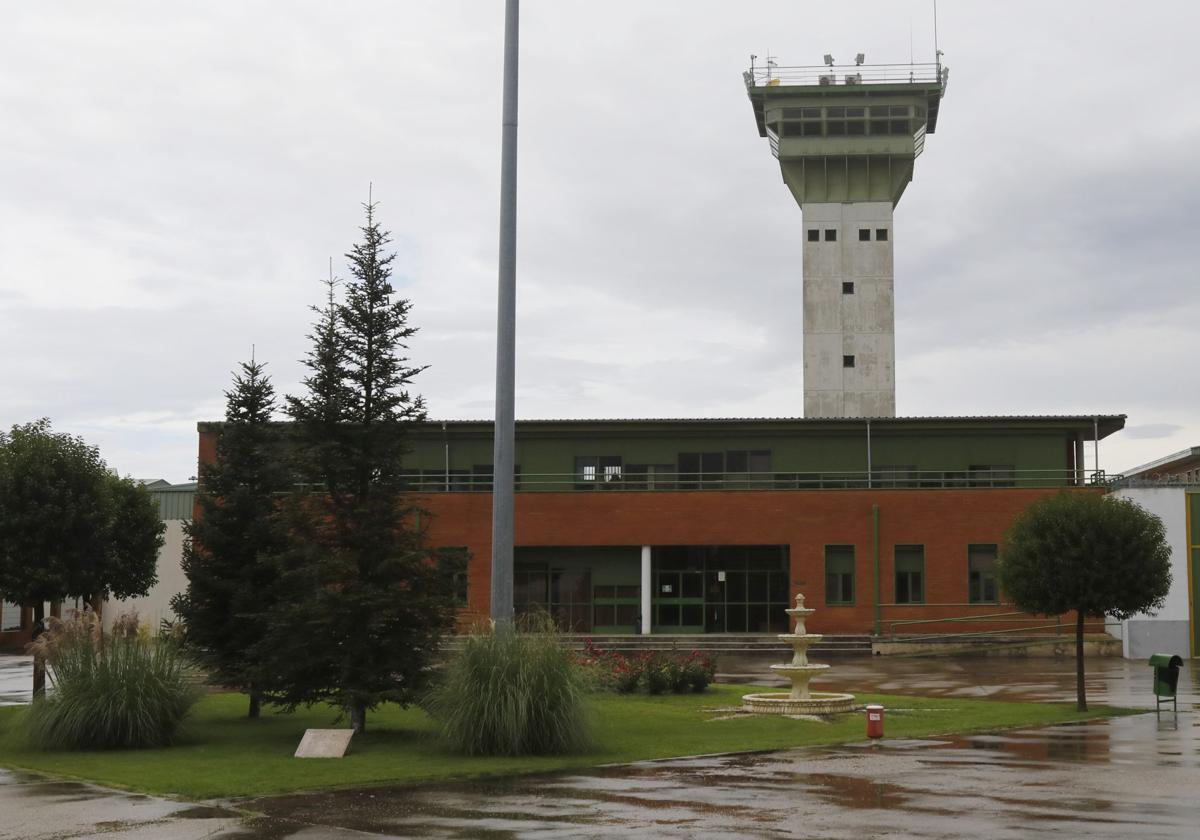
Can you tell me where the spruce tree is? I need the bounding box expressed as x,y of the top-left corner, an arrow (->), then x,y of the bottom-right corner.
267,201 -> 458,732
173,358 -> 288,718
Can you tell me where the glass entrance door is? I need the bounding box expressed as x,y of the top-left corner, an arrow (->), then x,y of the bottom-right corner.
653,569 -> 705,633
653,545 -> 791,634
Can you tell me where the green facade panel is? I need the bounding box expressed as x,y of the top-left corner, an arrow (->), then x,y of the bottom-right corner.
399,417 -> 1116,490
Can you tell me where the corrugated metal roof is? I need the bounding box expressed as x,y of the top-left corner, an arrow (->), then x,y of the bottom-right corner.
146,481 -> 196,521
1122,446 -> 1200,478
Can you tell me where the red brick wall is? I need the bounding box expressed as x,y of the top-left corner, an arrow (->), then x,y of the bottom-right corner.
419,488 -> 1104,635
197,428 -> 1100,636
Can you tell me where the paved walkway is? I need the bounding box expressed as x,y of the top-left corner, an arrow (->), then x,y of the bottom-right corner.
0,655 -> 1196,838
0,655 -> 31,707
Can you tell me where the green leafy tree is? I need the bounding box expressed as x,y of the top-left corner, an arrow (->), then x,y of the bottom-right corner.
265,201 -> 457,732
998,492 -> 1171,710
0,420 -> 164,699
173,358 -> 289,718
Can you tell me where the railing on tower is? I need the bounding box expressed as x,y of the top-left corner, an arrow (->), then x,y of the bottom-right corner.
744,62 -> 945,89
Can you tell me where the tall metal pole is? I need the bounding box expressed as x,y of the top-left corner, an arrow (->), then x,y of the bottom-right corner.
490,0 -> 519,626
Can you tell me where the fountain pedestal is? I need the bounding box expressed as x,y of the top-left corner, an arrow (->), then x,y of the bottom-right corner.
741,593 -> 856,715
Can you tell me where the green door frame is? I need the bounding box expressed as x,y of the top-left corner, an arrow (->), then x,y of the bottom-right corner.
652,569 -> 705,633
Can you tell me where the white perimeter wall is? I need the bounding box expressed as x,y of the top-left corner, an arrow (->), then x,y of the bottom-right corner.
1110,487 -> 1191,659
102,519 -> 187,632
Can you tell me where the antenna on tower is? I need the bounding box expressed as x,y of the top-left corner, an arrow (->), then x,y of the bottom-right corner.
934,0 -> 941,72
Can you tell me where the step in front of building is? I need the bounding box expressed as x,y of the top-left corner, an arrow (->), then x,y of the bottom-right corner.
441,633 -> 874,656
567,633 -> 874,656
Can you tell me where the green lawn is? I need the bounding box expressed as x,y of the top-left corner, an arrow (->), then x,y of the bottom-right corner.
0,686 -> 1135,800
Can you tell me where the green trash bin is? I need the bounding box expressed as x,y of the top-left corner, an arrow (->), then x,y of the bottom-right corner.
1148,654 -> 1183,714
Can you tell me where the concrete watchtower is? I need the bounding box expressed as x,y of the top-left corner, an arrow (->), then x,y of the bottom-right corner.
745,56 -> 948,418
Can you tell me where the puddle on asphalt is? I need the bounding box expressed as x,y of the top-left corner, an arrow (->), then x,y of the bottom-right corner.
174,804 -> 242,819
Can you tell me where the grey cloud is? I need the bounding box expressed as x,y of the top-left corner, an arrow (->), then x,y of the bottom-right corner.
1,0 -> 1198,480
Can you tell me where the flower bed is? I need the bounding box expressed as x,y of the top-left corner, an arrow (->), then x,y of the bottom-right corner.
578,642 -> 716,694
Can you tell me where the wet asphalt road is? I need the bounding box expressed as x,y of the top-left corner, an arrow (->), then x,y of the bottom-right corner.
1,655 -> 1197,839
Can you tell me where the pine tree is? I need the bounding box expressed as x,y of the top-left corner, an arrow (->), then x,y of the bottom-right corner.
285,271 -> 353,492
173,358 -> 288,718
267,201 -> 457,732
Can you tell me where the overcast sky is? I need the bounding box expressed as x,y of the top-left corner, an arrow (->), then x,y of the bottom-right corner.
2,1 -> 1197,482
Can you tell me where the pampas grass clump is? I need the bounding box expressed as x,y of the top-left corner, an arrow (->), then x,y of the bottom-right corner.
26,611 -> 201,750
425,614 -> 591,756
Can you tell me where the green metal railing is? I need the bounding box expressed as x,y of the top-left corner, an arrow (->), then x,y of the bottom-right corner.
400,468 -> 1114,494
745,62 -> 944,88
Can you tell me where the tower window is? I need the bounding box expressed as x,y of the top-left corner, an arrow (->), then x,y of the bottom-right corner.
876,228 -> 889,241
824,229 -> 837,242
807,229 -> 820,242
858,229 -> 871,241
842,281 -> 855,294
843,355 -> 855,368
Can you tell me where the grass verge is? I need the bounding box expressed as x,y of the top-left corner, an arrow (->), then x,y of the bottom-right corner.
0,685 -> 1137,800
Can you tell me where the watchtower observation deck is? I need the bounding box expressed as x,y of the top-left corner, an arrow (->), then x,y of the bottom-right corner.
744,61 -> 947,206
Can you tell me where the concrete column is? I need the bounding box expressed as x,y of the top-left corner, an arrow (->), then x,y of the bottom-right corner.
640,545 -> 652,635
801,201 -> 896,418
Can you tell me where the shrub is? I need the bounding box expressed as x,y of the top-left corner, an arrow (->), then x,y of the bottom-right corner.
25,611 -> 201,750
581,646 -> 716,695
643,654 -> 675,694
425,614 -> 591,756
611,654 -> 645,693
680,652 -> 716,692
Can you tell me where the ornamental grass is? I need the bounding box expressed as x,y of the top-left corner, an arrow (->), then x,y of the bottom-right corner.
424,613 -> 591,756
25,611 -> 201,750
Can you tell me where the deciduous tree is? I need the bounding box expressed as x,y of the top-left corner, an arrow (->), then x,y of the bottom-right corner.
0,420 -> 163,699
998,492 -> 1171,710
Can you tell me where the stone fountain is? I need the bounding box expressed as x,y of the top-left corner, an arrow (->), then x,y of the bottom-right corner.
741,592 -> 856,715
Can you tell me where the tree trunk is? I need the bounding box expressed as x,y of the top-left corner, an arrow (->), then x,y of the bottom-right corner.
1075,610 -> 1087,712
31,602 -> 46,702
350,700 -> 366,733
248,687 -> 262,719
88,594 -> 105,655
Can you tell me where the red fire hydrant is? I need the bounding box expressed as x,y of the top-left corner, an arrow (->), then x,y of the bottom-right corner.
866,704 -> 885,739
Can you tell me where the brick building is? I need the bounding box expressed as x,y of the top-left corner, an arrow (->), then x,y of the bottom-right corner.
198,413 -> 1120,638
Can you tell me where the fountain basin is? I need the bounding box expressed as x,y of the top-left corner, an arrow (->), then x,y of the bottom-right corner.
740,592 -> 856,716
769,663 -> 829,675
777,633 -> 823,644
741,691 -> 857,715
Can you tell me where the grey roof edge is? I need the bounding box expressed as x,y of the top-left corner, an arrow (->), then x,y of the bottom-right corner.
200,414 -> 1126,427
1120,446 -> 1200,478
